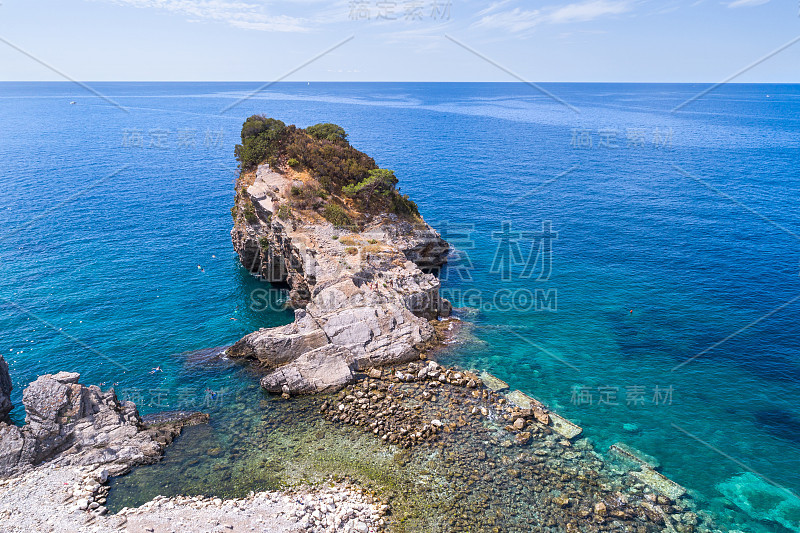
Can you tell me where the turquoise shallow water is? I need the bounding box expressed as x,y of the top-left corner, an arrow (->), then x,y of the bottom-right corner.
1,82 -> 800,531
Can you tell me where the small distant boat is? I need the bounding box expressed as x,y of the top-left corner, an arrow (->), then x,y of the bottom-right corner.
69,101 -> 76,105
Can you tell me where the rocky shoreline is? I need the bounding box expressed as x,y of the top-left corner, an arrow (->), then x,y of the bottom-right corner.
117,482 -> 386,533
0,342 -> 724,533
0,359 -> 389,532
0,369 -> 207,481
0,463 -> 386,533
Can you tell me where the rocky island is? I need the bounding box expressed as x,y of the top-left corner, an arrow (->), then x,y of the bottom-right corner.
228,117 -> 452,393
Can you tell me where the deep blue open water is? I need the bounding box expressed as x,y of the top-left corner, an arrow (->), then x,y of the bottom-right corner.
1,82 -> 799,531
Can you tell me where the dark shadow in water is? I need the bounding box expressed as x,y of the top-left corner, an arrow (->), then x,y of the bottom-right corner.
233,262 -> 294,331
754,409 -> 800,445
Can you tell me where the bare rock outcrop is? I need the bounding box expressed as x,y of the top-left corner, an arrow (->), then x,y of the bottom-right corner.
260,344 -> 355,394
230,309 -> 329,370
230,163 -> 450,394
0,371 -> 207,478
0,356 -> 12,422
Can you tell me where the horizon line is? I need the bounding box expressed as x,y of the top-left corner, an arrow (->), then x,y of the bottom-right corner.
1,80 -> 799,85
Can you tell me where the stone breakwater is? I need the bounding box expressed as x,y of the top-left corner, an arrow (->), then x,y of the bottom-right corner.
229,163 -> 451,393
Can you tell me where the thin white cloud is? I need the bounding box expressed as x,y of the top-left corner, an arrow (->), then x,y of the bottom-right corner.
475,0 -> 632,34
474,7 -> 543,33
727,0 -> 769,7
476,0 -> 516,17
100,0 -> 311,32
547,0 -> 631,24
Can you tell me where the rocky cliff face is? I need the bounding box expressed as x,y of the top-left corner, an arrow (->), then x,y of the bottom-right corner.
0,371 -> 206,479
0,356 -> 11,423
230,163 -> 451,393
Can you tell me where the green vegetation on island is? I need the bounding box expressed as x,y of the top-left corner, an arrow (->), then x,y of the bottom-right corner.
235,115 -> 420,226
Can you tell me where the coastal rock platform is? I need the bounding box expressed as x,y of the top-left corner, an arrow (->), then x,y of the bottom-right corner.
0,361 -> 384,532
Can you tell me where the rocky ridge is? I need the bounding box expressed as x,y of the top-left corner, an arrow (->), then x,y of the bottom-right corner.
0,368 -> 206,481
229,162 -> 451,393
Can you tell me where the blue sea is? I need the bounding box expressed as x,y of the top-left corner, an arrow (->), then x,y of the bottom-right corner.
1,82 -> 799,531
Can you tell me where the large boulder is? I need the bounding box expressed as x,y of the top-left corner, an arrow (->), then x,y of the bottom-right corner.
20,372 -> 80,465
260,344 -> 355,394
0,372 -> 207,478
228,309 -> 329,369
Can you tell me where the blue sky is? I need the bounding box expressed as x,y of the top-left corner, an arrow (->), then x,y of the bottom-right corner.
0,0 -> 798,81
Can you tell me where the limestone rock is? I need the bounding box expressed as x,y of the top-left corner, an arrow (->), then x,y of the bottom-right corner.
0,372 -> 207,478
0,356 -> 12,421
260,345 -> 355,394
0,423 -> 23,474
228,309 -> 328,369
229,160 -> 451,395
